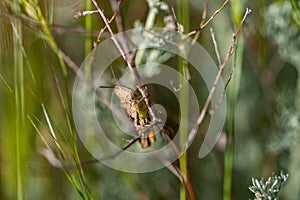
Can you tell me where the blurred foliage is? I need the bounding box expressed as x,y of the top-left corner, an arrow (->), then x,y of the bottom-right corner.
0,0 -> 299,199
263,1 -> 300,70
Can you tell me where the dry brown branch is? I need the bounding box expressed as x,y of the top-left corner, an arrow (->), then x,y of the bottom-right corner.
109,0 -> 125,33
191,0 -> 208,45
63,119 -> 161,170
200,0 -> 230,29
188,0 -> 230,39
94,13 -> 116,47
210,28 -> 222,66
208,28 -> 232,114
209,8 -> 251,114
187,8 -> 251,145
91,0 -> 158,123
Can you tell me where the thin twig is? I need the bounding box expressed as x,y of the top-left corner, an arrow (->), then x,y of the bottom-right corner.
209,7 -> 251,114
91,0 -> 158,122
209,29 -> 235,115
191,0 -> 208,45
62,119 -> 162,170
109,0 -> 125,33
187,8 -> 251,144
210,28 -> 222,67
94,13 -> 116,47
209,67 -> 234,115
58,49 -> 85,80
188,0 -> 229,38
170,6 -> 184,33
201,0 -> 229,29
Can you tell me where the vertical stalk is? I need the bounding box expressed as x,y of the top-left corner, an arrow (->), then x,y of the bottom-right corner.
223,1 -> 244,199
177,0 -> 190,199
85,0 -> 92,78
223,38 -> 244,200
12,0 -> 24,199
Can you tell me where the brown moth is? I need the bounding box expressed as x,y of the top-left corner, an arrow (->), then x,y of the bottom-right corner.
102,85 -> 156,148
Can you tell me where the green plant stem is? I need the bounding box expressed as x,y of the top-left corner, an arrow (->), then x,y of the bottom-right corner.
223,2 -> 244,199
223,37 -> 244,200
12,0 -> 24,199
85,0 -> 92,78
223,99 -> 234,200
34,2 -> 74,135
20,1 -> 92,198
178,58 -> 190,200
177,0 -> 190,199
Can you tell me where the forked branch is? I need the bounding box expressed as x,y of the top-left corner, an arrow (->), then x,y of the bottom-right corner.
187,8 -> 251,144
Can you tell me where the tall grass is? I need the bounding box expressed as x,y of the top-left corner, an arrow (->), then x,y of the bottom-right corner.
12,0 -> 24,198
223,1 -> 244,199
177,0 -> 191,200
0,0 -> 93,199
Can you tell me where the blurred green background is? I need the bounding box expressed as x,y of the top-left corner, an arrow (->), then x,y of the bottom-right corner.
0,0 -> 299,199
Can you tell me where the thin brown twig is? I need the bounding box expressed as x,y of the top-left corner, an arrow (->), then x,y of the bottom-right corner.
187,8 -> 251,144
210,28 -> 222,67
188,0 -> 229,39
94,13 -> 116,47
209,8 -> 251,114
208,28 -> 231,114
170,6 -> 183,33
209,64 -> 234,115
191,0 -> 208,45
200,0 -> 209,26
62,119 -> 161,170
109,0 -> 124,33
58,49 -> 85,80
91,0 -> 158,122
201,0 -> 230,29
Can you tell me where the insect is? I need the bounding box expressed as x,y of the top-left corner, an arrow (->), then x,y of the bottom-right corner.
101,85 -> 156,148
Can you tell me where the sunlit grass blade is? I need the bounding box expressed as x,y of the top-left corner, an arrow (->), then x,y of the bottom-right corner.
0,74 -> 14,94
223,2 -> 245,199
12,0 -> 25,199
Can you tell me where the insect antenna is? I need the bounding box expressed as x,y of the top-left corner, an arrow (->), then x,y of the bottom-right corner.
110,65 -> 119,84
98,65 -> 120,89
99,85 -> 115,88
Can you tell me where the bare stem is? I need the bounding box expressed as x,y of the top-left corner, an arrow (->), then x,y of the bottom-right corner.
187,8 -> 251,144
210,28 -> 222,66
109,0 -> 124,33
91,0 -> 158,122
188,0 -> 230,39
